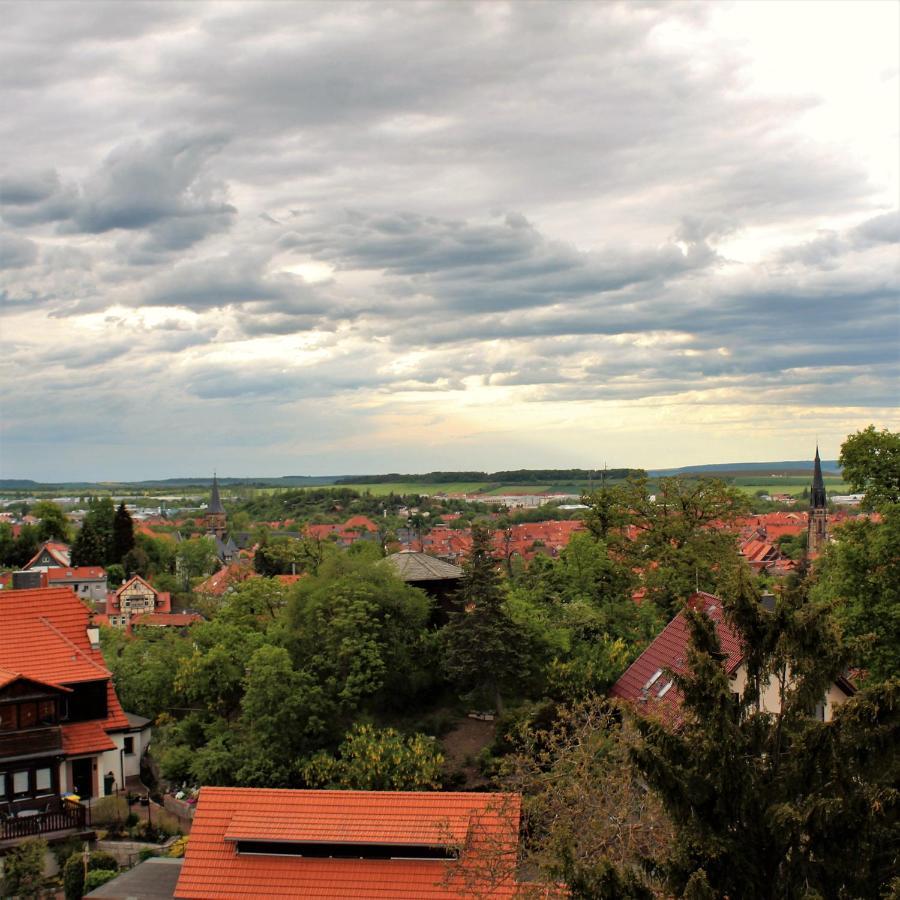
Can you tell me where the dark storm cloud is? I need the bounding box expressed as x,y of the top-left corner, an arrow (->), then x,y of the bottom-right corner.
0,0 -> 897,477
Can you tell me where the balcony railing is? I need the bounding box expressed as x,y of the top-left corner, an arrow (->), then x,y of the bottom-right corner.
0,725 -> 63,758
1,797 -> 87,841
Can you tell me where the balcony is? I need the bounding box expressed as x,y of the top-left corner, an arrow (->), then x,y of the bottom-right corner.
1,796 -> 87,842
0,725 -> 63,760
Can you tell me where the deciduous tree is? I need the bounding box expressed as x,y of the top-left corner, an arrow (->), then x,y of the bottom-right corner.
839,425 -> 900,509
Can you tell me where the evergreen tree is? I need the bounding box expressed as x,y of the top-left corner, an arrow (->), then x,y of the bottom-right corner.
71,497 -> 115,565
442,523 -> 533,713
629,571 -> 899,899
111,502 -> 135,564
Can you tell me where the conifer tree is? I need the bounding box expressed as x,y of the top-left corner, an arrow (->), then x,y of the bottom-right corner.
111,502 -> 135,564
442,523 -> 533,713
629,571 -> 898,899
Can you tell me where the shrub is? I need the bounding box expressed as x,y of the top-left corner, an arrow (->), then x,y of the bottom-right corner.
138,848 -> 158,862
124,812 -> 139,828
89,851 -> 118,872
64,851 -> 119,900
84,868 -> 118,891
3,838 -> 48,898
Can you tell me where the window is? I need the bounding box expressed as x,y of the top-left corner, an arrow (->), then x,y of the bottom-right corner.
124,736 -> 135,755
35,768 -> 52,793
13,771 -> 29,796
0,704 -> 17,730
0,773 -> 5,798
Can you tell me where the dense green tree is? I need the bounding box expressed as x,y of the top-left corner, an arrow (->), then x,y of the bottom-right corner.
839,425 -> 900,509
7,522 -> 40,568
286,555 -> 433,713
175,536 -> 218,591
71,497 -> 115,565
254,535 -> 337,576
32,500 -> 70,542
174,620 -> 267,716
629,573 -> 898,899
442,523 -> 534,713
102,628 -> 193,719
0,521 -> 17,566
813,504 -> 900,683
583,473 -> 748,617
111,502 -> 135,564
70,519 -> 108,566
301,724 -> 443,791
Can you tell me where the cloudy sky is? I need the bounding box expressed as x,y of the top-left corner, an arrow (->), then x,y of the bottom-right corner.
1,0 -> 898,480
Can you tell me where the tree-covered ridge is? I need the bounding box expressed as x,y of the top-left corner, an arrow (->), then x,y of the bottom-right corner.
334,468 -> 636,485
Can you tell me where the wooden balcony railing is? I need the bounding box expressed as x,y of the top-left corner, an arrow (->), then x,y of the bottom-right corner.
0,797 -> 87,840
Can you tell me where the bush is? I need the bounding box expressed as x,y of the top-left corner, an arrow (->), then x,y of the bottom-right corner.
88,794 -> 129,825
3,838 -> 47,898
124,812 -> 139,828
89,851 -> 118,872
85,868 -> 118,891
64,851 -> 118,900
138,848 -> 158,862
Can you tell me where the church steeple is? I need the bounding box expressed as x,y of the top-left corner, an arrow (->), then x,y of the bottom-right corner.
206,473 -> 227,539
807,446 -> 828,555
208,472 -> 225,516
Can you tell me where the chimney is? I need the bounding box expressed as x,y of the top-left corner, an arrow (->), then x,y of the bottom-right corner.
86,626 -> 101,650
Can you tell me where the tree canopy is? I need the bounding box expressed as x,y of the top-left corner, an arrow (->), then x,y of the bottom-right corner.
839,425 -> 900,509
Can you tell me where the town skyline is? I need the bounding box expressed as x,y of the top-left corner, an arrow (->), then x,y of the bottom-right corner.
2,1 -> 898,481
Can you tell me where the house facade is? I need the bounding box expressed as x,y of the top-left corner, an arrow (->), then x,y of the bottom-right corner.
0,587 -> 146,819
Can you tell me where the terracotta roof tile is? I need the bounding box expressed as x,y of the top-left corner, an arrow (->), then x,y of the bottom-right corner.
177,788 -> 524,899
62,720 -> 116,755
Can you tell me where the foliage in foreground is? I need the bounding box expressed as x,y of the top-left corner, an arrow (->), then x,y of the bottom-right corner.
631,572 -> 898,899
2,837 -> 47,899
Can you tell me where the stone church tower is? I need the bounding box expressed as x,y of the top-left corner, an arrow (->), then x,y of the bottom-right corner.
206,473 -> 227,539
807,447 -> 828,555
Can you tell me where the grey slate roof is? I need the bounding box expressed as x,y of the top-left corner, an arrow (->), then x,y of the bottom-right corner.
385,551 -> 463,582
85,857 -> 183,899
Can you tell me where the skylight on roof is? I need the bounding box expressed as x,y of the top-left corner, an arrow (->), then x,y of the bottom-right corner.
643,669 -> 663,691
658,680 -> 673,698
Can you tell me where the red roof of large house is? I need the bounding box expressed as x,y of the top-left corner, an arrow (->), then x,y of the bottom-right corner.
62,720 -> 117,755
0,586 -> 129,732
610,591 -> 743,729
176,787 -> 525,899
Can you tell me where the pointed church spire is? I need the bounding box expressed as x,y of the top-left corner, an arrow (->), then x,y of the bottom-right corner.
208,472 -> 225,515
810,446 -> 826,509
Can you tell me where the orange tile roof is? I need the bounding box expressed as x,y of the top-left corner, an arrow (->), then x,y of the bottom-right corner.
62,720 -> 116,755
0,587 -> 111,684
0,667 -> 71,693
47,566 -> 107,581
177,788 -> 524,899
0,587 -> 129,737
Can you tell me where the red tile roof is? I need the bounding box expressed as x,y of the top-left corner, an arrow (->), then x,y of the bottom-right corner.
24,541 -> 71,569
0,586 -> 129,737
131,612 -> 203,627
47,566 -> 107,582
62,720 -> 116,755
610,591 -> 743,729
0,667 -> 71,693
177,788 -> 524,899
0,587 -> 112,684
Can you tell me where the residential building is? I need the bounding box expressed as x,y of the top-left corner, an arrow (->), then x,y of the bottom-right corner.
175,787 -> 543,899
0,587 -> 148,841
104,574 -> 172,628
610,591 -> 855,729
23,541 -> 71,570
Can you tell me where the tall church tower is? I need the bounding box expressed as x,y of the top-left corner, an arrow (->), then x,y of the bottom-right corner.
807,447 -> 828,555
206,473 -> 227,539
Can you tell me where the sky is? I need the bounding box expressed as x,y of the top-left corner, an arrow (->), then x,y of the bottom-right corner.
1,0 -> 898,481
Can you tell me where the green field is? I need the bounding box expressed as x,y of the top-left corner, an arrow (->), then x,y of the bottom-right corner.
729,476 -> 849,498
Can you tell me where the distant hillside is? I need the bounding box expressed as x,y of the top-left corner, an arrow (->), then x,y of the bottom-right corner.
0,475 -> 340,492
335,468 -> 635,485
649,460 -> 841,477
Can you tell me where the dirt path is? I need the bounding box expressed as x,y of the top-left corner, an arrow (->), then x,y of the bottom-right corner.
440,716 -> 496,789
